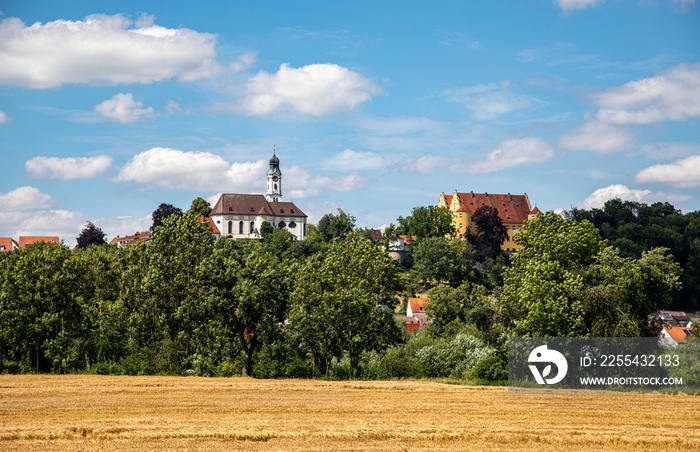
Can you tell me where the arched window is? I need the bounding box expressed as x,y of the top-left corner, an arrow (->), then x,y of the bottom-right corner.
250,221 -> 255,233
278,221 -> 286,228
239,221 -> 243,234
289,221 -> 296,228
303,223 -> 306,237
227,221 -> 232,234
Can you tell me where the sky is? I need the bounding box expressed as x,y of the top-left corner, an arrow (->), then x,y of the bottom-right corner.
0,0 -> 699,246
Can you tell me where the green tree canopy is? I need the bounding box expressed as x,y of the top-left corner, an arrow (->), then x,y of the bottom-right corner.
290,234 -> 402,378
395,205 -> 455,240
411,236 -> 476,288
501,211 -> 681,337
316,208 -> 356,243
151,203 -> 183,231
187,197 -> 212,218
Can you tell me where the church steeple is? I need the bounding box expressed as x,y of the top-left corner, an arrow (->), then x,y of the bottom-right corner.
266,148 -> 282,202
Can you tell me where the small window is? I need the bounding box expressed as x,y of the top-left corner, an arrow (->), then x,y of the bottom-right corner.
229,207 -> 233,211
250,207 -> 254,212
291,209 -> 295,213
280,209 -> 284,213
0,246 -> 5,251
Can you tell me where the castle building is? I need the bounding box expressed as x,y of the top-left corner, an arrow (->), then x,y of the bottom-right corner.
438,190 -> 540,253
209,151 -> 307,241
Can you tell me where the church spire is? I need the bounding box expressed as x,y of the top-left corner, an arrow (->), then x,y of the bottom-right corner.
266,148 -> 282,202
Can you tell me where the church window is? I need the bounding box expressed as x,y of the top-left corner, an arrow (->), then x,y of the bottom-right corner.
239,221 -> 243,234
303,223 -> 306,236
228,221 -> 232,234
278,221 -> 286,228
289,221 -> 296,228
250,221 -> 255,232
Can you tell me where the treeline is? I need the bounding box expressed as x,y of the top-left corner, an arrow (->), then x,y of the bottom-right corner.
566,199 -> 700,310
0,200 -> 695,382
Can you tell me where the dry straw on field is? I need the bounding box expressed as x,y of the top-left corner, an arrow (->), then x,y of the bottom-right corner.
0,375 -> 698,451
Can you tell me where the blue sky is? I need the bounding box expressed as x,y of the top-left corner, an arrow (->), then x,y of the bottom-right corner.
1,0 -> 699,246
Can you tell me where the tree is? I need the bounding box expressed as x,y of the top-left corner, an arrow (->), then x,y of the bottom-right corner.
151,203 -> 183,231
411,236 -> 476,288
316,208 -> 356,243
191,242 -> 290,377
500,211 -> 681,337
187,197 -> 212,218
290,234 -> 402,378
259,221 -> 274,237
76,222 -> 107,249
466,206 -> 508,261
395,205 -> 455,239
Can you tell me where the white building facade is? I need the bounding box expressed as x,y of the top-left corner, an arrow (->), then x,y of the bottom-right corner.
209,151 -> 308,241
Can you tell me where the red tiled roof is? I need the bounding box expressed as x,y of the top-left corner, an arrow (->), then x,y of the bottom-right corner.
365,228 -> 383,241
108,233 -> 154,247
408,297 -> 429,316
199,216 -> 220,234
445,192 -> 531,224
211,194 -> 306,218
398,235 -> 417,245
18,236 -> 59,248
662,326 -> 695,344
529,206 -> 542,215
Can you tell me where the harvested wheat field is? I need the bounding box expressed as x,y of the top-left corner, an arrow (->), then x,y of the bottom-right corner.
0,375 -> 698,451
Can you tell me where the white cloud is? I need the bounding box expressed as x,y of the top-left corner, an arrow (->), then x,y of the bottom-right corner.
556,0 -> 606,12
557,121 -> 633,154
165,100 -> 182,115
594,62 -> 700,124
322,149 -> 387,171
0,14 -> 221,88
94,93 -> 157,123
456,137 -> 554,174
671,0 -> 696,12
442,81 -> 538,119
239,63 -> 380,116
229,51 -> 258,72
0,110 -> 9,125
224,160 -> 268,192
0,186 -> 57,211
577,184 -> 693,209
25,155 -> 113,180
286,166 -> 371,199
115,147 -> 232,191
634,155 -> 700,188
400,155 -> 451,174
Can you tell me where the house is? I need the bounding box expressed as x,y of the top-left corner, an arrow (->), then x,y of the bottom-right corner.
18,236 -> 59,249
438,190 -> 539,254
406,297 -> 429,317
364,228 -> 384,241
656,310 -> 693,328
0,237 -> 19,252
659,325 -> 695,346
209,151 -> 308,241
199,216 -> 221,239
109,232 -> 154,248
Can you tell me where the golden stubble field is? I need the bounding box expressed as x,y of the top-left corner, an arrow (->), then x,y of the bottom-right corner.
0,375 -> 698,451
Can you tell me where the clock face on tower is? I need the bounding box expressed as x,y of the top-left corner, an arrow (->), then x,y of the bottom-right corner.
273,176 -> 279,182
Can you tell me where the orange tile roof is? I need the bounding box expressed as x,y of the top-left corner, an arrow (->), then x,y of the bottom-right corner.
408,297 -> 429,315
445,192 -> 531,224
200,216 -> 220,234
398,235 -> 417,245
18,236 -> 59,248
108,233 -> 154,247
662,326 -> 695,344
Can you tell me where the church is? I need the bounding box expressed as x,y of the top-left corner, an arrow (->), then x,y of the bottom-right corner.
209,151 -> 308,241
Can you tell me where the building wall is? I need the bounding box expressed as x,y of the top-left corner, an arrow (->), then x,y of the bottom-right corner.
211,214 -> 307,240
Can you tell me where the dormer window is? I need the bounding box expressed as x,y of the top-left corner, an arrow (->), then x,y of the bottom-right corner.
250,207 -> 254,212
229,207 -> 233,211
280,208 -> 284,213
291,209 -> 295,213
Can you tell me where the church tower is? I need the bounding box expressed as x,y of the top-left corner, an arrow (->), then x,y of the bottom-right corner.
266,149 -> 282,202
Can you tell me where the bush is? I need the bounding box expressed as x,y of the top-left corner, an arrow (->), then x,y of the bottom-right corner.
216,359 -> 242,377
470,353 -> 508,381
414,334 -> 492,378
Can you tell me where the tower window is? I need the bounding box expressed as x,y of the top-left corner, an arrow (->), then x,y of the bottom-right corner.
274,184 -> 277,190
